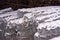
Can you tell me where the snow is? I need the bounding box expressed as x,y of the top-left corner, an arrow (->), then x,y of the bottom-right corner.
34,32 -> 40,37
2,6 -> 60,31
37,20 -> 60,30
5,32 -> 11,36
0,8 -> 12,14
1,6 -> 60,40
0,29 -> 2,31
13,6 -> 60,30
10,18 -> 24,24
3,11 -> 18,21
49,36 -> 60,40
24,13 -> 33,18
